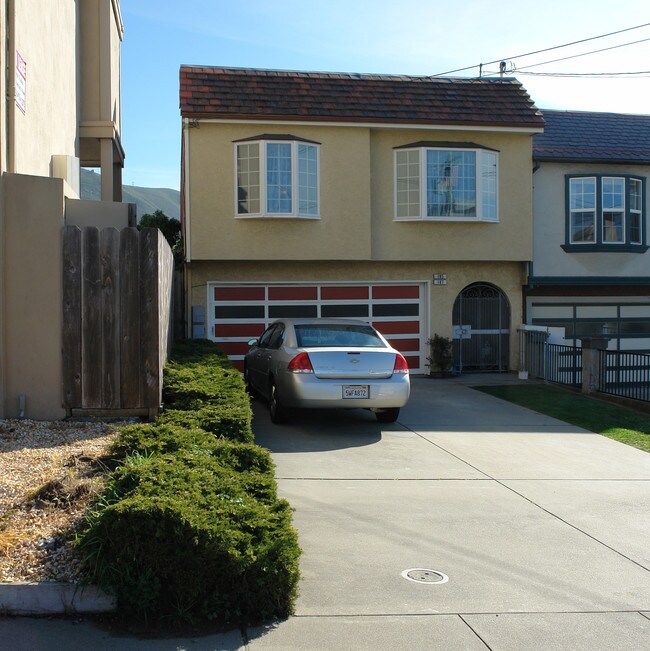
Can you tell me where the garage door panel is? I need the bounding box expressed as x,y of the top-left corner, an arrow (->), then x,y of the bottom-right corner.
214,286 -> 265,301
373,320 -> 420,335
214,323 -> 264,337
372,285 -> 420,299
321,286 -> 369,300
321,304 -> 370,318
268,286 -> 318,301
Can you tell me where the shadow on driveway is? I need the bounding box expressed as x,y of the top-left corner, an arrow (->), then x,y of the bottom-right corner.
251,396 -> 384,453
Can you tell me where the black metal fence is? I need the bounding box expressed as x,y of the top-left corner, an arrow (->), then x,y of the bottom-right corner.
545,343 -> 582,387
599,350 -> 650,403
522,329 -> 650,403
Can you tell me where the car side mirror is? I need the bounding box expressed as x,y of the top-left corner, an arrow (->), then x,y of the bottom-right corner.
247,338 -> 259,346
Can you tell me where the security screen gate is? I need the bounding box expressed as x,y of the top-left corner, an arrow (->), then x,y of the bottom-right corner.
452,283 -> 509,372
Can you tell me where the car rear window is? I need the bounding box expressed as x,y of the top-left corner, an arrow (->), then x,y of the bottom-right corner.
295,324 -> 386,348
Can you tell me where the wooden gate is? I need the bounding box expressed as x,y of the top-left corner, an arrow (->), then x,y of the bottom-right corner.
62,226 -> 173,418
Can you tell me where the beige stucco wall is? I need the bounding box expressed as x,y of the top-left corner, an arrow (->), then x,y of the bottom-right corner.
533,162 -> 650,278
79,0 -> 122,133
185,123 -> 535,264
370,129 -> 534,261
10,0 -> 79,177
186,259 -> 526,370
0,174 -> 66,419
65,198 -> 131,229
186,123 -> 372,261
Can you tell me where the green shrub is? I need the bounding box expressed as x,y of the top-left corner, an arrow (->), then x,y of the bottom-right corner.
76,339 -> 301,627
158,406 -> 253,443
163,341 -> 247,410
78,454 -> 299,624
109,423 -> 217,461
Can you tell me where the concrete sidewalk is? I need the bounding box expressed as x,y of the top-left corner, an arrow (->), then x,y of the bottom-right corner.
1,375 -> 649,649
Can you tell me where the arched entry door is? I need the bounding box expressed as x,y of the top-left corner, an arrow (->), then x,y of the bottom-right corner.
452,283 -> 510,372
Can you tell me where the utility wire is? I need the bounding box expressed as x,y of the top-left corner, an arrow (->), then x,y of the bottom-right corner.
431,22 -> 650,76
513,37 -> 650,71
484,70 -> 650,78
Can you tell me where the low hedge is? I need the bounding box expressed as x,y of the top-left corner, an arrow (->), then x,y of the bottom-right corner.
76,340 -> 301,626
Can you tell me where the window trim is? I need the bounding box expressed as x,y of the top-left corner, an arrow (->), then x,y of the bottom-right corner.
234,137 -> 321,219
563,174 -> 648,252
393,143 -> 499,222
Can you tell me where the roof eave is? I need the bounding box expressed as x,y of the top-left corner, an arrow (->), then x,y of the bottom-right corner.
181,112 -> 544,133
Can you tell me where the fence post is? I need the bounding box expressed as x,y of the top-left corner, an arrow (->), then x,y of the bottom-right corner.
580,337 -> 609,395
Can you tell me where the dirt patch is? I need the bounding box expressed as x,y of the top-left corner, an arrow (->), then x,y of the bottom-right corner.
0,419 -> 123,583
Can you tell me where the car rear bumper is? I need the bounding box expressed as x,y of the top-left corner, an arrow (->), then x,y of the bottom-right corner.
277,372 -> 410,409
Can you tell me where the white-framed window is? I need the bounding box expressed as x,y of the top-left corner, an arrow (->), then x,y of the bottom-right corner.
630,178 -> 643,245
567,175 -> 646,249
569,176 -> 596,243
394,144 -> 498,221
235,137 -> 320,218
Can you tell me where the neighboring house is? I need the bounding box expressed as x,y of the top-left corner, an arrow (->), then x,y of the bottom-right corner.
0,1 -> 131,418
527,110 -> 650,351
180,66 -> 544,373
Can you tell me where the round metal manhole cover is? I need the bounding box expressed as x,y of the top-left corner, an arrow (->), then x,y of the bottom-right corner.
401,568 -> 449,584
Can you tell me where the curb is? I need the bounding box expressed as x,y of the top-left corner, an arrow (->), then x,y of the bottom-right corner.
0,582 -> 116,615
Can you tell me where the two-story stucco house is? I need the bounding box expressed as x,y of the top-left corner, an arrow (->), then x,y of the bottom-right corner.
180,66 -> 544,373
527,110 -> 650,351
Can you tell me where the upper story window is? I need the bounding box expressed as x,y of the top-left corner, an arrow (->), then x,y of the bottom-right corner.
235,135 -> 320,218
565,175 -> 647,251
394,142 -> 498,221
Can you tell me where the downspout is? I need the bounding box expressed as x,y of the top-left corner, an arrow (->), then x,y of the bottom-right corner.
6,0 -> 16,172
182,117 -> 192,338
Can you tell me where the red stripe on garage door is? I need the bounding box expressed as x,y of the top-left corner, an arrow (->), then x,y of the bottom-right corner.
218,341 -> 256,356
403,356 -> 421,370
387,338 -> 420,353
321,286 -> 369,300
268,286 -> 318,301
214,286 -> 265,301
372,285 -> 420,299
373,321 -> 420,335
214,323 -> 265,337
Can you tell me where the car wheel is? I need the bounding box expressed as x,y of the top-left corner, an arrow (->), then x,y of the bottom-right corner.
375,408 -> 400,423
269,380 -> 288,424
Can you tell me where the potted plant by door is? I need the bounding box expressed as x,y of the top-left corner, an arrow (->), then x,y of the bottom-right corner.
426,334 -> 453,377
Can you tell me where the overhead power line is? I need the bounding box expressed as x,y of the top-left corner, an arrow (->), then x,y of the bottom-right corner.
513,37 -> 650,72
483,69 -> 650,78
430,22 -> 650,77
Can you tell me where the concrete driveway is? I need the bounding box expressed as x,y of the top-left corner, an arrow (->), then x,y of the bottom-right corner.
247,375 -> 650,650
1,376 -> 648,650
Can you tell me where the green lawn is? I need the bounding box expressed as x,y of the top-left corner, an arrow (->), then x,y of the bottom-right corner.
474,384 -> 650,453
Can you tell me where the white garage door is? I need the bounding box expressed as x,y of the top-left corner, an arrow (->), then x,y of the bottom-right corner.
207,282 -> 428,373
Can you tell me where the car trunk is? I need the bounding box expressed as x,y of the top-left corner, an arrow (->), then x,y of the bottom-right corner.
305,349 -> 396,379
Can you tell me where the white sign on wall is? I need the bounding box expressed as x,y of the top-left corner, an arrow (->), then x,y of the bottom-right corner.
16,50 -> 26,114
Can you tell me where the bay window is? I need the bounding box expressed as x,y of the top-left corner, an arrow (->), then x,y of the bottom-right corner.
395,143 -> 498,221
235,136 -> 320,218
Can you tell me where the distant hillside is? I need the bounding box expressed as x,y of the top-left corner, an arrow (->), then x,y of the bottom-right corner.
80,168 -> 180,220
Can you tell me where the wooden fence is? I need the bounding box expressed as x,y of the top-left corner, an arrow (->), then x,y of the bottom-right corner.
62,226 -> 174,418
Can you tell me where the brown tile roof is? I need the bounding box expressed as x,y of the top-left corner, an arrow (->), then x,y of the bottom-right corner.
179,66 -> 544,129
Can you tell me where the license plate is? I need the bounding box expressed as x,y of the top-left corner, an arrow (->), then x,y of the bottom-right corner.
343,385 -> 369,399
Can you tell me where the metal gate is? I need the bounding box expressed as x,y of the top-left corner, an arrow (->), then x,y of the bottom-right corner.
452,283 -> 510,372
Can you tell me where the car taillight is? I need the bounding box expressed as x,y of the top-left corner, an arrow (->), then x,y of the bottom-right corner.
287,352 -> 314,373
393,353 -> 409,374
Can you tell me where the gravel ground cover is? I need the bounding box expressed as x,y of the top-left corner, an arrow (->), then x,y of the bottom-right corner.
0,419 -> 123,583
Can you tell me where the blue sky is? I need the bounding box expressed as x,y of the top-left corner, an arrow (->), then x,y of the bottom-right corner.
120,1 -> 650,191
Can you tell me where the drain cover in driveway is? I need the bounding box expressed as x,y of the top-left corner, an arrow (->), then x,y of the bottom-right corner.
401,568 -> 449,584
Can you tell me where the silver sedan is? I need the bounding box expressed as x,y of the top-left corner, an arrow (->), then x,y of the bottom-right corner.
244,318 -> 410,424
